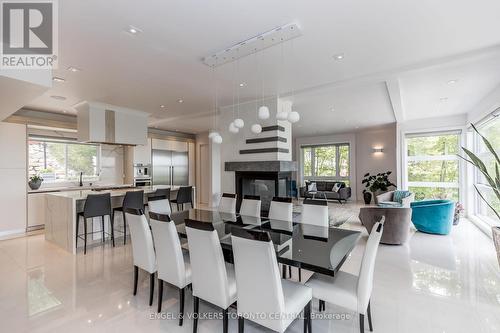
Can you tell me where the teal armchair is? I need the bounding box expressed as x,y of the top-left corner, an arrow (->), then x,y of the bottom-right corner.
410,200 -> 455,235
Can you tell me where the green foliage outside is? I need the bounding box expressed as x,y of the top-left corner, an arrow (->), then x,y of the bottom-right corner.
302,144 -> 350,181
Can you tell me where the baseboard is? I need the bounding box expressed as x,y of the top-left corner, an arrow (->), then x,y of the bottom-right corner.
0,228 -> 27,240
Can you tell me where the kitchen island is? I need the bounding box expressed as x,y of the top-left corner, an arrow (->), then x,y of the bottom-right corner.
44,185 -> 196,254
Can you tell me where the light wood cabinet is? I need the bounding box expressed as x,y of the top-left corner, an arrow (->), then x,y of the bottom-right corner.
28,193 -> 46,228
133,138 -> 152,165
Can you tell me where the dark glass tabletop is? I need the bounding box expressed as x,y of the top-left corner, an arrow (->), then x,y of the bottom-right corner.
170,209 -> 361,277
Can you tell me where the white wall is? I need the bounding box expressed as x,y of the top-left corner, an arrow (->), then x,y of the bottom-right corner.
467,84 -> 500,124
355,124 -> 397,199
0,122 -> 27,236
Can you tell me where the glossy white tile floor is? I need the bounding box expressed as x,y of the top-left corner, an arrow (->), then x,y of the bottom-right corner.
1,203 -> 500,333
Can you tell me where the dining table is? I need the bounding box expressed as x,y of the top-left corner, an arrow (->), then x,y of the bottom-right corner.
170,209 -> 361,277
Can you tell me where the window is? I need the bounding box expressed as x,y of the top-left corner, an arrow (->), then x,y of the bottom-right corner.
28,137 -> 100,183
473,115 -> 500,224
301,144 -> 350,184
405,132 -> 461,201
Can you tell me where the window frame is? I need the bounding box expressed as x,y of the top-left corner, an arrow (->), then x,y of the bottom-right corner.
403,130 -> 463,202
300,143 -> 350,183
28,136 -> 101,184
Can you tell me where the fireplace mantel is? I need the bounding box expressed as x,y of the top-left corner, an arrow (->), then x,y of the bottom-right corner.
224,160 -> 297,172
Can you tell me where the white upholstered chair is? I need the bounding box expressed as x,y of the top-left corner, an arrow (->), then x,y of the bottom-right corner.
219,193 -> 237,214
231,228 -> 312,333
296,198 -> 329,282
185,219 -> 237,333
305,218 -> 385,333
125,208 -> 157,306
149,212 -> 191,325
239,195 -> 261,217
269,197 -> 294,278
148,198 -> 172,216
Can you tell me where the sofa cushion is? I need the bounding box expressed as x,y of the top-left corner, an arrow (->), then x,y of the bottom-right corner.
316,182 -> 327,191
332,183 -> 341,192
393,190 -> 411,204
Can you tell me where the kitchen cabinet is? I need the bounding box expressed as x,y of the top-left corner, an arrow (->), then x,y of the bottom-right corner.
28,193 -> 46,229
133,138 -> 152,165
152,138 -> 188,152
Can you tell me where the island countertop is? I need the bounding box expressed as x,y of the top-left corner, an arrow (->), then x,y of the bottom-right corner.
46,185 -> 195,201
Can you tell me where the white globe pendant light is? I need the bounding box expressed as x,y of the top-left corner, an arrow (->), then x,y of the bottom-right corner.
208,131 -> 218,139
251,124 -> 262,134
229,122 -> 239,133
234,118 -> 244,128
258,106 -> 270,120
213,134 -> 223,144
287,111 -> 300,123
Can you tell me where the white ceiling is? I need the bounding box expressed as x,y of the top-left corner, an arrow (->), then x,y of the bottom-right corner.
24,0 -> 500,134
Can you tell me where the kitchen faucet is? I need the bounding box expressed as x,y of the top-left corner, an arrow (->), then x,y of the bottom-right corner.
79,172 -> 83,187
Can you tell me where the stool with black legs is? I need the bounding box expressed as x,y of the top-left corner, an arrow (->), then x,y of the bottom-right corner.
113,190 -> 144,245
170,186 -> 193,212
76,193 -> 114,255
147,188 -> 171,202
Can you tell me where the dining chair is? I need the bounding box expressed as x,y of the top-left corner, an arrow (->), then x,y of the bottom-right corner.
296,199 -> 329,281
219,193 -> 237,214
231,228 -> 312,333
185,219 -> 237,333
113,190 -> 144,245
171,186 -> 193,211
268,197 -> 293,278
150,212 -> 191,325
76,193 -> 114,254
239,195 -> 261,217
148,197 -> 172,216
305,218 -> 385,333
125,208 -> 157,306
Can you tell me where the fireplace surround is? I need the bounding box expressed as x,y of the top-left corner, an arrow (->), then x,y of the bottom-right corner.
225,161 -> 297,215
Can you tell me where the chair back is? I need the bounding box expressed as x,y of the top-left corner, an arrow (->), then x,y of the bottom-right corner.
125,208 -> 156,274
239,195 -> 261,217
301,199 -> 328,227
123,190 -> 144,210
175,186 -> 192,204
185,219 -> 232,308
356,217 -> 384,314
83,193 -> 111,218
268,197 -> 293,222
150,212 -> 188,288
231,228 -> 286,332
148,198 -> 171,215
219,193 -> 237,214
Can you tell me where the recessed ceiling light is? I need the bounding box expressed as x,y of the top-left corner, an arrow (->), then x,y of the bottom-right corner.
160,105 -> 165,108
440,97 -> 449,102
330,108 -> 335,112
127,25 -> 142,34
177,99 -> 184,103
239,82 -> 246,87
50,95 -> 67,101
53,77 -> 65,83
333,53 -> 345,61
447,79 -> 458,85
67,66 -> 81,72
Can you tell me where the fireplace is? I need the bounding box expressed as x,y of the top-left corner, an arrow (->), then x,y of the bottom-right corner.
225,161 -> 297,216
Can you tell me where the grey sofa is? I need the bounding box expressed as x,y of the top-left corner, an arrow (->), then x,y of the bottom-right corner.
299,181 -> 351,203
359,207 -> 412,245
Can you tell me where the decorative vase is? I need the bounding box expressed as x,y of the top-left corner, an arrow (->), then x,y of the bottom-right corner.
363,192 -> 372,205
493,227 -> 500,269
28,179 -> 42,190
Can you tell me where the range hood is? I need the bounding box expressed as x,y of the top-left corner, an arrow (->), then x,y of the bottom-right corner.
75,101 -> 148,146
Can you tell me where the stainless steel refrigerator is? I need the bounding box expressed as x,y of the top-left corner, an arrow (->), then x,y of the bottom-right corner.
152,149 -> 189,185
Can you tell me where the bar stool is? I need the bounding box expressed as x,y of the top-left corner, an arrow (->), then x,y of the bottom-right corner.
76,193 -> 114,255
113,190 -> 144,245
170,186 -> 193,212
147,188 -> 171,203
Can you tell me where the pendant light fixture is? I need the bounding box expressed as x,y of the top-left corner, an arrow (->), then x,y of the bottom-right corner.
258,38 -> 270,120
276,42 -> 289,121
209,62 -> 222,143
229,60 -> 239,134
251,49 -> 262,134
233,58 -> 245,129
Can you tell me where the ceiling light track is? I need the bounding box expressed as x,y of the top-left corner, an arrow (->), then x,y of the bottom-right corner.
202,22 -> 302,67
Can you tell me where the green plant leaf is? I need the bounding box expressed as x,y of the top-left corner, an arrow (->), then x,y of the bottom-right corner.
472,124 -> 500,165
474,184 -> 500,220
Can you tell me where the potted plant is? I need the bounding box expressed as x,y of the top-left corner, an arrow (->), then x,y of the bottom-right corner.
461,124 -> 500,268
361,172 -> 396,204
28,175 -> 43,190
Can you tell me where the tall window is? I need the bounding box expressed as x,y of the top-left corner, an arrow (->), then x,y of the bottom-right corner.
405,132 -> 461,201
301,144 -> 350,184
473,115 -> 500,224
28,137 -> 100,183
